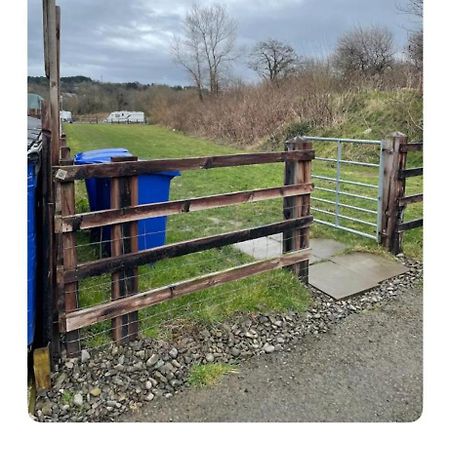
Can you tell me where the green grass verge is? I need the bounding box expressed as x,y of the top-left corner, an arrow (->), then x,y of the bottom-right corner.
188,363 -> 238,387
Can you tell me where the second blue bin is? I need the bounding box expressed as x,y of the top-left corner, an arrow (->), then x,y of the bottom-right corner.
74,148 -> 180,252
27,154 -> 38,347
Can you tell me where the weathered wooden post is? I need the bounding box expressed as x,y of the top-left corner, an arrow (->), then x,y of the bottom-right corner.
34,0 -> 63,368
44,0 -> 82,357
110,157 -> 140,343
381,132 -> 408,254
44,0 -> 61,167
60,133 -> 71,159
283,137 -> 314,283
37,102 -> 57,356
56,172 -> 81,357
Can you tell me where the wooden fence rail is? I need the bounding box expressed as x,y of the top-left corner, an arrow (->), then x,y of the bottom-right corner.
63,249 -> 311,333
54,151 -> 315,181
53,143 -> 315,356
57,183 -> 313,232
63,216 -> 313,283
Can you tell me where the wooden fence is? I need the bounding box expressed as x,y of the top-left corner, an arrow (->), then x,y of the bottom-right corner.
53,139 -> 314,356
73,116 -> 99,124
381,133 -> 423,254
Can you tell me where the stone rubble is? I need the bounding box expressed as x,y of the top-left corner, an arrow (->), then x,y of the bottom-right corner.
33,256 -> 422,422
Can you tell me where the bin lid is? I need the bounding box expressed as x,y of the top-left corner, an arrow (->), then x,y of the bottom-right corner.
74,148 -> 132,164
74,148 -> 180,178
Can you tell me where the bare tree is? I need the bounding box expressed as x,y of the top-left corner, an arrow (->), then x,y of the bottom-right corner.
397,0 -> 423,78
173,3 -> 237,97
397,0 -> 423,18
248,38 -> 299,84
333,26 -> 395,81
172,31 -> 205,101
407,29 -> 423,71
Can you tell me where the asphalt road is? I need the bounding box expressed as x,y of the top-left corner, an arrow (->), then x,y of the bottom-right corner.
123,288 -> 422,422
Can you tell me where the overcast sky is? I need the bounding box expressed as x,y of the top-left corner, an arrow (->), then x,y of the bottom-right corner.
28,0 -> 419,85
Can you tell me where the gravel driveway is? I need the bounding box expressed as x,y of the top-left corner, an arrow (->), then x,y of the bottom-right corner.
124,288 -> 422,422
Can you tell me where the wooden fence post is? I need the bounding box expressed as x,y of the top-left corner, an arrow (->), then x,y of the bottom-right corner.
283,137 -> 313,283
37,101 -> 60,362
59,176 -> 81,357
110,157 -> 139,343
44,0 -> 61,166
381,132 -> 408,254
43,0 -> 66,359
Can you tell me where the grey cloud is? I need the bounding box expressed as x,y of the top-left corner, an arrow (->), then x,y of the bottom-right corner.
28,0 -> 415,85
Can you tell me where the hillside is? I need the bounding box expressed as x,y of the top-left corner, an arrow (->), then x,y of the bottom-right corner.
27,76 -> 195,118
310,90 -> 422,143
271,89 -> 423,163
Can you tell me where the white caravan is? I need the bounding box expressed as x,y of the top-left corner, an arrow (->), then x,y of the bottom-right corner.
60,110 -> 73,123
105,111 -> 145,123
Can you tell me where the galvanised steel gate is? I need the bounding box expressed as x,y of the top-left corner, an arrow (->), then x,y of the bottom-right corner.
302,136 -> 384,242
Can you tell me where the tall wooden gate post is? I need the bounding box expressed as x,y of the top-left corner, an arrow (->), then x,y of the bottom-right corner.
283,137 -> 314,283
38,102 -> 60,362
381,132 -> 408,254
36,0 -> 62,363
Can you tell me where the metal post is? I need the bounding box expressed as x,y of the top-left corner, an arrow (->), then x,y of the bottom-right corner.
335,141 -> 342,226
376,142 -> 385,242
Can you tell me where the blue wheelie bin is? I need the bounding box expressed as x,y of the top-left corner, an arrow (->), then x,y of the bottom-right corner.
74,148 -> 180,254
27,152 -> 39,347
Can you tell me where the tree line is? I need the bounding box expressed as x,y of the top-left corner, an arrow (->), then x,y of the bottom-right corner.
173,0 -> 423,98
28,76 -> 196,117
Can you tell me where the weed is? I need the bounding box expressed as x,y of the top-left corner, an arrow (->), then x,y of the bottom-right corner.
61,390 -> 73,405
188,363 -> 238,387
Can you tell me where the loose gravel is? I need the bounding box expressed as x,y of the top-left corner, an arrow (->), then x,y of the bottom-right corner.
33,256 -> 422,422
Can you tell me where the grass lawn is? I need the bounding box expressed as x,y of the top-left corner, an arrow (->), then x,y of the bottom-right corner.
64,124 -> 422,347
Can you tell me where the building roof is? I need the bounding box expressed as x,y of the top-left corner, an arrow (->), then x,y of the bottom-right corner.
28,93 -> 44,110
28,116 -> 42,152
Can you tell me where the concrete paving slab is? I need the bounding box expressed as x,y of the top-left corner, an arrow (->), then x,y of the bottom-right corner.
233,236 -> 347,264
233,233 -> 407,300
233,237 -> 282,260
310,252 -> 408,299
309,261 -> 379,299
311,239 -> 348,261
330,252 -> 408,284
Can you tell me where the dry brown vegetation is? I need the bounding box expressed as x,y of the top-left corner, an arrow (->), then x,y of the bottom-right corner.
152,61 -> 422,147
153,65 -> 334,146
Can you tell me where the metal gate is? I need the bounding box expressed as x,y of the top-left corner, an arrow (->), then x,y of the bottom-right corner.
302,136 -> 384,242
